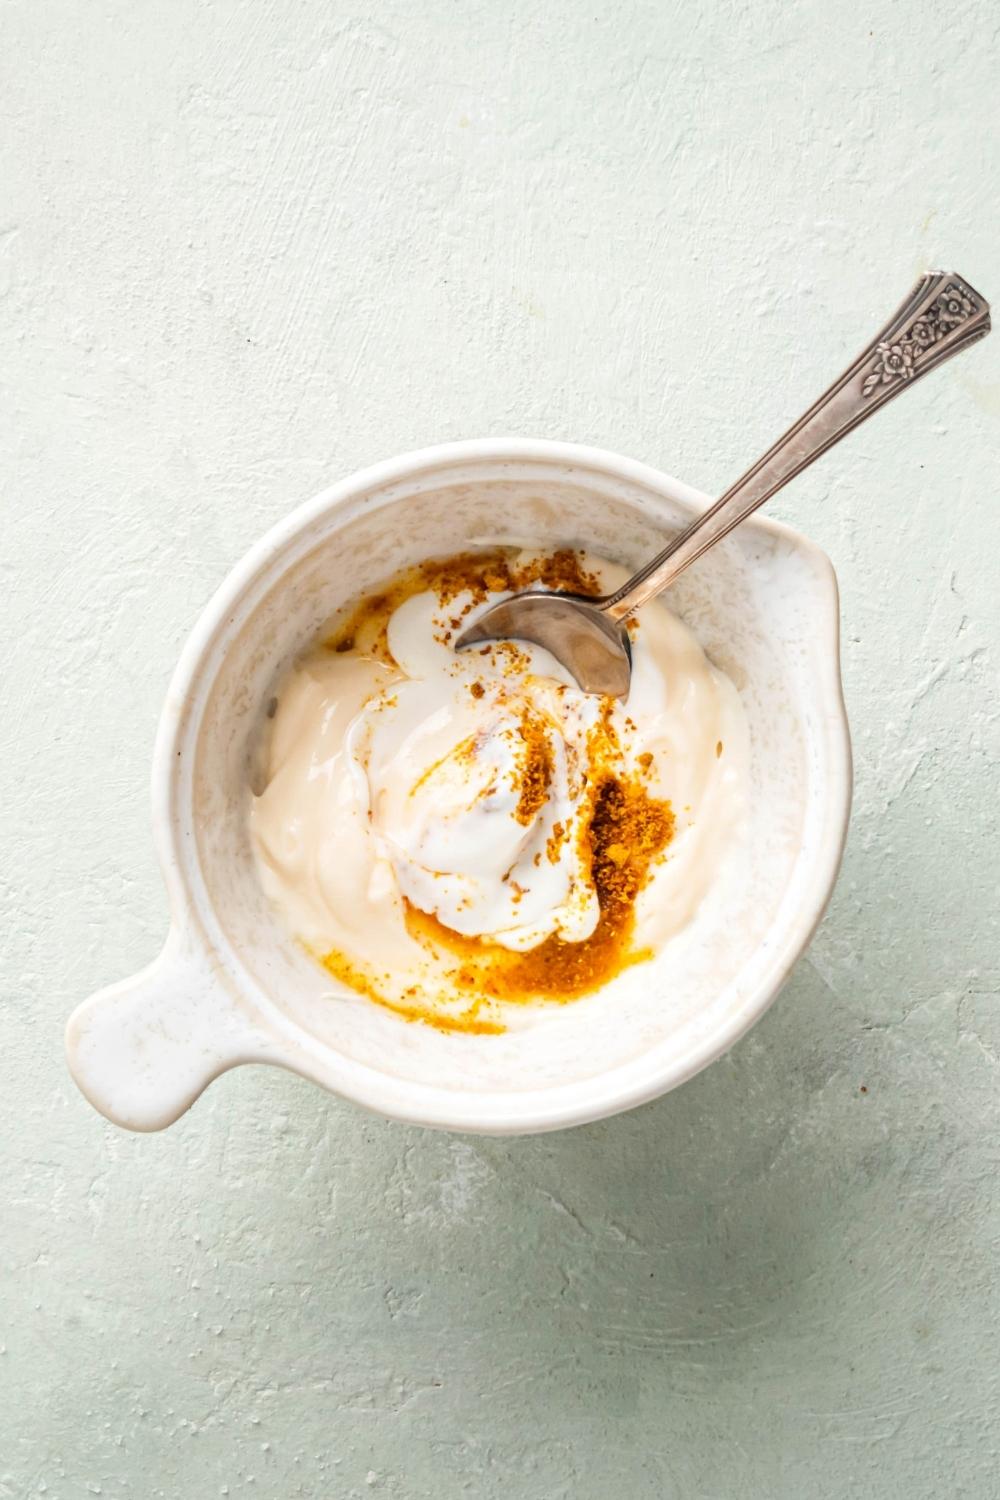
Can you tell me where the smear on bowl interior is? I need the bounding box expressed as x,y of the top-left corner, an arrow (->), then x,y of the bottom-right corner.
250,548 -> 748,1034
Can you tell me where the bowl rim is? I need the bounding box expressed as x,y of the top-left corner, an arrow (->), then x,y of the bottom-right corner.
154,438 -> 852,1133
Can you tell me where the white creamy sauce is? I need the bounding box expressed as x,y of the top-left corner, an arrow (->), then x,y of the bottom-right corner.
250,551 -> 749,1025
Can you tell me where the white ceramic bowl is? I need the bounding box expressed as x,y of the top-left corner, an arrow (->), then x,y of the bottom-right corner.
66,440 -> 851,1135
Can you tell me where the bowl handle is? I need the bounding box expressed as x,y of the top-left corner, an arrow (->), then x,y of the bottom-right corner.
66,930 -> 272,1131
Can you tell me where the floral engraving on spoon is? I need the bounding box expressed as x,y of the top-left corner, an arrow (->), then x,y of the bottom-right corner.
861,282 -> 979,397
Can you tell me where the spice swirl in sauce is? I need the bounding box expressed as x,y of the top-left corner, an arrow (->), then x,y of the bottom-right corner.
250,549 -> 748,1034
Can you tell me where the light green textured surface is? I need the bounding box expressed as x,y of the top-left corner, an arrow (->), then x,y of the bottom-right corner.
2,1 -> 999,1495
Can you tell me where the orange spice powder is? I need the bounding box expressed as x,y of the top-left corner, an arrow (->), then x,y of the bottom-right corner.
320,947 -> 505,1036
400,772 -> 675,1005
323,547 -> 601,662
512,710 -> 553,826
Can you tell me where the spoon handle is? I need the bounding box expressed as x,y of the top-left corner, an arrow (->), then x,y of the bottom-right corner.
602,270 -> 990,621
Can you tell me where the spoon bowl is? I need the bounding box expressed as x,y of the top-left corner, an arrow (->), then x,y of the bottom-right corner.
457,589 -> 632,696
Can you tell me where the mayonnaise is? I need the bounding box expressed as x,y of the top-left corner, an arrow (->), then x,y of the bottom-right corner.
250,550 -> 748,1031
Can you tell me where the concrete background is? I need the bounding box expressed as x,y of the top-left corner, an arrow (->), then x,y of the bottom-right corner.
2,0 -> 999,1495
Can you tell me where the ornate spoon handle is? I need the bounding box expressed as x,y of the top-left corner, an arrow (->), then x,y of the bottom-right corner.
603,271 -> 990,621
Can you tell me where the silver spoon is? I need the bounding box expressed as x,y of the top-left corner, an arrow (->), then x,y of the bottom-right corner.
457,270 -> 989,697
